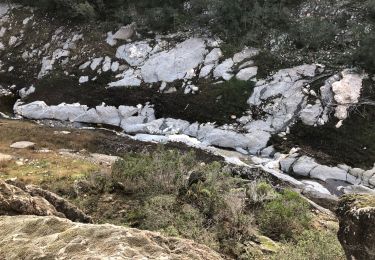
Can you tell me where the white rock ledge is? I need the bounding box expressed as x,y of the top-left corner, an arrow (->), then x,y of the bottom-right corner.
14,100 -> 270,155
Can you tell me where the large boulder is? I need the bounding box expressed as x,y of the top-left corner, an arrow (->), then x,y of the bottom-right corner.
0,179 -> 92,223
336,194 -> 375,260
0,180 -> 63,217
141,38 -> 207,83
0,215 -> 223,260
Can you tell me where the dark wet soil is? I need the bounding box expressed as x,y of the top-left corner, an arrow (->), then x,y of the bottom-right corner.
25,73 -> 254,125
0,95 -> 17,115
273,104 -> 375,169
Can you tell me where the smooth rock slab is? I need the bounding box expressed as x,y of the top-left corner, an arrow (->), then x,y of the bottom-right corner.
141,38 -> 207,83
310,165 -> 359,184
292,156 -> 319,177
10,141 -> 35,149
236,67 -> 258,81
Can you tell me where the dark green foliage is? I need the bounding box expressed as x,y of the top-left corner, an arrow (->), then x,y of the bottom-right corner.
12,0 -> 97,20
272,230 -> 345,260
355,30 -> 375,73
10,0 -> 304,46
367,0 -> 375,20
290,17 -> 338,50
111,147 -> 195,194
253,51 -> 289,78
259,189 -> 312,241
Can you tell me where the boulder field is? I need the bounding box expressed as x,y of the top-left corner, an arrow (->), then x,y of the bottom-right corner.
0,4 -> 374,203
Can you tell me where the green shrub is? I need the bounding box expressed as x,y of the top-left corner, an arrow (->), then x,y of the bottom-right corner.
367,0 -> 375,20
259,189 -> 312,241
246,181 -> 278,206
291,17 -> 337,50
111,147 -> 196,195
272,230 -> 345,260
12,0 -> 98,20
253,50 -> 287,78
355,30 -> 375,73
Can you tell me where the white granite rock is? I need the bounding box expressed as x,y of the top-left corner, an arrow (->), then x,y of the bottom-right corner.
141,38 -> 207,83
204,48 -> 222,65
90,57 -> 103,70
332,70 -> 364,120
112,24 -> 135,40
79,76 -> 89,84
233,47 -> 259,63
107,69 -> 142,87
10,141 -> 35,149
19,85 -> 35,99
116,41 -> 152,66
236,67 -> 258,81
300,101 -> 323,126
213,58 -> 233,80
199,64 -> 215,78
102,56 -> 112,72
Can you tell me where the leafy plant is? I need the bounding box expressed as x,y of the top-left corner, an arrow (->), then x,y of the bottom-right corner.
259,189 -> 312,241
290,17 -> 338,50
271,230 -> 345,260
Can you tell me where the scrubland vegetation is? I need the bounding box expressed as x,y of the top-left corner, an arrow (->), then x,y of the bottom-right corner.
72,148 -> 344,259
8,0 -> 375,73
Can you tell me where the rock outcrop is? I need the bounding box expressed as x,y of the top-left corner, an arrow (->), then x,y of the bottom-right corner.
0,179 -> 92,223
336,194 -> 375,260
0,215 -> 223,260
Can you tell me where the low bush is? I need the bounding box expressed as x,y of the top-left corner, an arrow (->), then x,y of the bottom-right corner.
290,17 -> 338,50
367,0 -> 375,20
246,181 -> 278,206
259,189 -> 312,241
272,230 -> 345,260
354,30 -> 375,73
110,147 -> 196,194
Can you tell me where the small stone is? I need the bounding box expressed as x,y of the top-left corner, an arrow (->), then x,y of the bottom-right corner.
112,23 -> 135,41
0,153 -> 12,162
79,76 -> 89,84
10,141 -> 35,149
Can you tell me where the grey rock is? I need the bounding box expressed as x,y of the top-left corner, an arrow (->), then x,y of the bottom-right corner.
213,58 -> 233,80
141,38 -> 207,83
112,24 -> 135,40
107,69 -> 142,87
280,157 -> 298,173
341,185 -> 375,195
260,146 -> 275,158
10,141 -> 35,149
204,48 -> 222,65
199,64 -> 215,78
310,165 -> 359,184
233,47 -> 259,63
236,67 -> 258,81
300,101 -> 323,126
116,41 -> 152,66
292,156 -> 319,177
